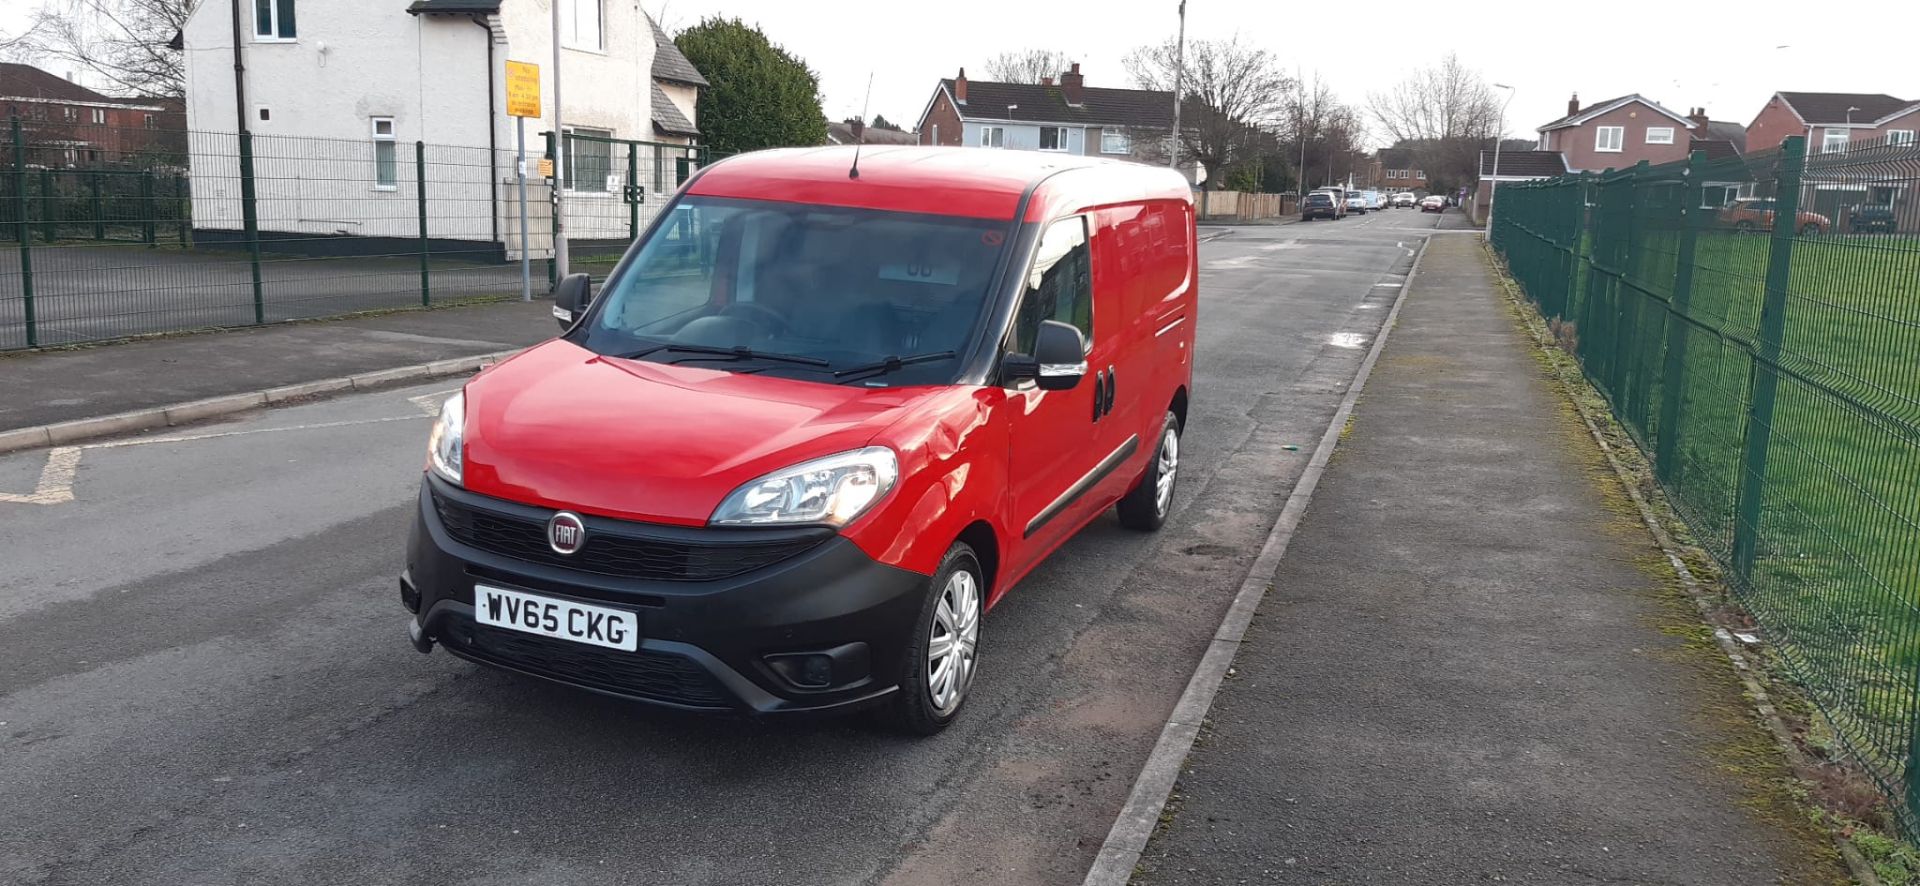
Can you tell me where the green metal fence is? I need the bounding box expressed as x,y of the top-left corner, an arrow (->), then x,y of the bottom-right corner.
1,116 -> 713,350
1490,133 -> 1920,835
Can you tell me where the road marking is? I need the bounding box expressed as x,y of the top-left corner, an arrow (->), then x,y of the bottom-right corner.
0,447 -> 80,505
409,390 -> 459,417
0,414 -> 429,507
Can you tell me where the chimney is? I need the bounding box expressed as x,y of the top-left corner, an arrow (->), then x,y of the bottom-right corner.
852,118 -> 865,140
1568,92 -> 1580,116
954,67 -> 967,104
1689,106 -> 1709,130
1061,62 -> 1084,106
1041,76 -> 1054,86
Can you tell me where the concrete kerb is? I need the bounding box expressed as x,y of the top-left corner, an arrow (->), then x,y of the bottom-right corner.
1080,236 -> 1432,886
0,348 -> 520,456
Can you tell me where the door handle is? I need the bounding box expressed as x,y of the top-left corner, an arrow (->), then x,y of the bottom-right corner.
1092,366 -> 1116,421
1104,367 -> 1116,418
1092,369 -> 1108,422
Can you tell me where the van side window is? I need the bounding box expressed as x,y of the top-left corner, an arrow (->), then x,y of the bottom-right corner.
1011,217 -> 1092,354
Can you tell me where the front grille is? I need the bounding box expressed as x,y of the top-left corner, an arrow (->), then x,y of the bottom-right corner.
433,491 -> 824,581
461,623 -> 730,708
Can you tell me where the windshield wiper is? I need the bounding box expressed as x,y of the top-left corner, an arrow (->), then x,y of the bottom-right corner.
833,351 -> 958,379
616,342 -> 830,368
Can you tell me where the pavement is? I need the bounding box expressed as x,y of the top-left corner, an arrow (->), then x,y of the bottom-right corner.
0,299 -> 553,432
1130,233 -> 1847,884
0,208 -> 1455,885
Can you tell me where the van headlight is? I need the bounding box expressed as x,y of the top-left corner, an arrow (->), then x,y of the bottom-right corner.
427,391 -> 465,486
711,447 -> 898,527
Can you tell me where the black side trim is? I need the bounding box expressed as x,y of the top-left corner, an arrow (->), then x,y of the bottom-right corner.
1024,434 -> 1140,538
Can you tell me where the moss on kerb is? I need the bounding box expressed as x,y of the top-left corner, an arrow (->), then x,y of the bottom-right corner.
1481,241 -> 1865,885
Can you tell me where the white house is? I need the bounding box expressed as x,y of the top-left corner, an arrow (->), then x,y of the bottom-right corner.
180,0 -> 704,254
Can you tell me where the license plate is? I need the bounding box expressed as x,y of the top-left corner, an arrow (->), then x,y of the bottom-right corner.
473,584 -> 638,652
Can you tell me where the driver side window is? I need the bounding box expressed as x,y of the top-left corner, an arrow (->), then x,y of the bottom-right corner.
1011,217 -> 1093,355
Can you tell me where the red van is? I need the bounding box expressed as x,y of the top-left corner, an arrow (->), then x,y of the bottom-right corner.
403,147 -> 1197,733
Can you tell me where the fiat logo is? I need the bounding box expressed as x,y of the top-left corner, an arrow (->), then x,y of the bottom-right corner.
547,511 -> 587,555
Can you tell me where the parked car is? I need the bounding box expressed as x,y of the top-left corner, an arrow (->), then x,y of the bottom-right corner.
1313,187 -> 1344,218
1363,191 -> 1387,211
1301,191 -> 1340,221
404,148 -> 1199,735
1420,195 -> 1445,213
1392,192 -> 1416,209
1345,194 -> 1369,214
1848,204 -> 1897,234
1717,199 -> 1830,236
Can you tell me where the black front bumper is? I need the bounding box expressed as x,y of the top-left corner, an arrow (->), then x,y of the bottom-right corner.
404,476 -> 927,715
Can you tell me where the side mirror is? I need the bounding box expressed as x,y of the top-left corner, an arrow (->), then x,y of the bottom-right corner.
551,273 -> 592,329
1002,319 -> 1087,391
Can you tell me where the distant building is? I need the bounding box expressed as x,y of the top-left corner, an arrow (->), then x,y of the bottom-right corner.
1369,147 -> 1428,194
1746,92 -> 1918,154
914,64 -> 1178,170
1472,150 -> 1570,224
827,119 -> 918,147
0,62 -> 180,165
178,0 -> 703,249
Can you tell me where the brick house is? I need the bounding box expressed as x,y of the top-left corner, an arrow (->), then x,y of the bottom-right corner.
1534,93 -> 1707,172
915,64 -> 1174,167
0,62 -> 180,165
1370,147 -> 1427,193
1746,92 -> 1919,154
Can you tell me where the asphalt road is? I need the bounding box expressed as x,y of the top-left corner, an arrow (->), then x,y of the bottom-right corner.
2,208 -> 1457,886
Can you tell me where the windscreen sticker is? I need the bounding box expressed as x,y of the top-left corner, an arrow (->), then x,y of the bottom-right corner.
878,262 -> 960,285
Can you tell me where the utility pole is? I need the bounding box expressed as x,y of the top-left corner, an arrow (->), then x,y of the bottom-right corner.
1486,83 -> 1516,234
1168,1 -> 1185,172
550,0 -> 568,279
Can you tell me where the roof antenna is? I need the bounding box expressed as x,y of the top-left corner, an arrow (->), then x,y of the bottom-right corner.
850,71 -> 874,180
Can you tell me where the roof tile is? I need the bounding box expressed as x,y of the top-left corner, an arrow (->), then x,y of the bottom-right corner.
944,78 -> 1172,129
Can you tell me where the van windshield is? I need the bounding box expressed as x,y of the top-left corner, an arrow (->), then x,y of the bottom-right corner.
580,196 -> 1009,385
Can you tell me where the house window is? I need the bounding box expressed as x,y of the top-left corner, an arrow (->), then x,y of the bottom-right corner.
1887,130 -> 1914,146
1823,128 -> 1850,153
1012,217 -> 1093,355
1596,126 -> 1624,152
144,113 -> 156,129
1646,126 -> 1674,145
1100,130 -> 1132,154
561,0 -> 603,51
63,106 -> 77,122
371,117 -> 396,189
91,108 -> 106,125
254,0 -> 295,39
1039,126 -> 1068,152
565,127 -> 614,191
931,124 -> 938,144
980,126 -> 1005,148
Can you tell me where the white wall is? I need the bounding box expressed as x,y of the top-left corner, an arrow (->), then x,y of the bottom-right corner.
183,0 -> 673,245
961,121 -> 1088,155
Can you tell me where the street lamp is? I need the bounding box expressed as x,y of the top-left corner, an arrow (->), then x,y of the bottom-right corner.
1485,83 -> 1516,235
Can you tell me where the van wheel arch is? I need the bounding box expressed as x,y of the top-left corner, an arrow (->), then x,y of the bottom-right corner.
955,520 -> 1000,603
1169,386 -> 1189,433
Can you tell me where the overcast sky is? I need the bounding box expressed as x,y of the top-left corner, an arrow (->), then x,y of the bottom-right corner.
649,0 -> 1917,144
5,0 -> 1915,144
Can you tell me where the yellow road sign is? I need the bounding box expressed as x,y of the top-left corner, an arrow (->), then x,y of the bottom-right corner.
537,157 -> 554,178
506,61 -> 541,118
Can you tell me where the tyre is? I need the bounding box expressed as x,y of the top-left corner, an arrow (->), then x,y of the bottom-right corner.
879,543 -> 983,735
1734,220 -> 1756,234
1799,222 -> 1822,237
1117,411 -> 1181,531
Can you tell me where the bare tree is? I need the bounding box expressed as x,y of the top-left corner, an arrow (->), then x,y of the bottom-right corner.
1366,54 -> 1503,193
982,49 -> 1071,84
1282,73 -> 1367,190
20,0 -> 188,97
1124,35 -> 1291,185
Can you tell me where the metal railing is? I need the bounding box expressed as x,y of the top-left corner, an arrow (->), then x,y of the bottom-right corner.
1,117 -> 712,350
1491,133 -> 1920,835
